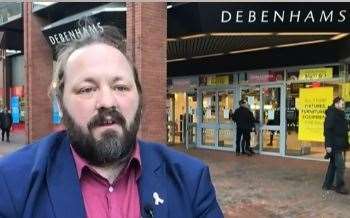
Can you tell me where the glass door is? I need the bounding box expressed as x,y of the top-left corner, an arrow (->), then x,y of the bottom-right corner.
239,86 -> 261,152
260,85 -> 286,155
218,90 -> 235,148
185,92 -> 197,149
199,88 -> 235,150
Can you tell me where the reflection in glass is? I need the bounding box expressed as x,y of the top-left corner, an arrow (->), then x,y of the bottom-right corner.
0,3 -> 22,24
202,91 -> 216,123
262,129 -> 280,152
262,87 -> 281,126
187,93 -> 197,146
218,129 -> 233,148
202,128 -> 215,146
218,90 -> 234,124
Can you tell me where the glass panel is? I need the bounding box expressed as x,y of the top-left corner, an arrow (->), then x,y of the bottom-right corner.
262,87 -> 281,153
202,91 -> 216,123
262,87 -> 281,126
241,87 -> 260,122
218,90 -> 234,124
286,82 -> 344,158
218,129 -> 233,148
187,124 -> 197,146
187,93 -> 197,146
166,94 -> 175,144
202,128 -> 215,146
173,92 -> 186,144
32,2 -> 56,11
262,129 -> 280,152
0,3 -> 22,25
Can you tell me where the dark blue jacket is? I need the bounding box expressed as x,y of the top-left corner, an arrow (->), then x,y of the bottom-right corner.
0,131 -> 223,218
324,106 -> 349,151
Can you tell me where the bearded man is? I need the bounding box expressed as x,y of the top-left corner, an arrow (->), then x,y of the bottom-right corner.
0,25 -> 223,218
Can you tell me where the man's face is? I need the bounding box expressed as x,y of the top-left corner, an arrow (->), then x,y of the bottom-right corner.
336,99 -> 345,111
61,43 -> 141,166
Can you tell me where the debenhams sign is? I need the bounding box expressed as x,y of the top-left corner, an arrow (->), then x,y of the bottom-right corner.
47,22 -> 104,46
220,9 -> 348,24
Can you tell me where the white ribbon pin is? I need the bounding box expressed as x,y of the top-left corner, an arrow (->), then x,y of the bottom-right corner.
153,192 -> 164,205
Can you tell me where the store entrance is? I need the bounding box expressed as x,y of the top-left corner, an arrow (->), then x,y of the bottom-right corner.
167,92 -> 197,147
199,88 -> 235,150
240,84 -> 286,155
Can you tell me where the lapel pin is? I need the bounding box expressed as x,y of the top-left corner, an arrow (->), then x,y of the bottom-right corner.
153,192 -> 164,205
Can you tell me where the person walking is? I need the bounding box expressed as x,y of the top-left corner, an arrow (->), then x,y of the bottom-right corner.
0,107 -> 12,142
232,99 -> 256,156
323,97 -> 349,194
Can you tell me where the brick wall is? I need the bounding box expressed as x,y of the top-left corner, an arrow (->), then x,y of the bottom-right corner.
127,3 -> 167,144
23,2 -> 53,143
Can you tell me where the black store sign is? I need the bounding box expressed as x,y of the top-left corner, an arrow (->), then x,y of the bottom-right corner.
199,3 -> 350,32
42,11 -> 125,53
169,3 -> 350,37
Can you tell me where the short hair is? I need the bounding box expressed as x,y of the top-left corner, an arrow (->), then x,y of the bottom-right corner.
239,99 -> 247,105
333,96 -> 343,105
48,20 -> 142,104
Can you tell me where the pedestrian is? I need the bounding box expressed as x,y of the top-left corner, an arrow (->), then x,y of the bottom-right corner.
323,96 -> 349,195
232,99 -> 256,156
0,23 -> 223,217
0,107 -> 12,142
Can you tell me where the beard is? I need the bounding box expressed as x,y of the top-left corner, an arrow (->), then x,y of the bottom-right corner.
61,104 -> 142,167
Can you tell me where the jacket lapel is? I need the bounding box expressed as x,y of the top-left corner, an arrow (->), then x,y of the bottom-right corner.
138,141 -> 168,218
46,135 -> 86,218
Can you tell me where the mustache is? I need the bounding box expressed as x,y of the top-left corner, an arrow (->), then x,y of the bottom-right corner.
87,107 -> 126,131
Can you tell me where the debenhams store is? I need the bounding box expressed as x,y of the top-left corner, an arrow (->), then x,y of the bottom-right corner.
1,2 -> 350,163
166,3 -> 350,163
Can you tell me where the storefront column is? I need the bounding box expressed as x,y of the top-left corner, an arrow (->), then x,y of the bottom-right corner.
23,2 -> 53,143
0,33 -> 5,108
126,3 -> 167,143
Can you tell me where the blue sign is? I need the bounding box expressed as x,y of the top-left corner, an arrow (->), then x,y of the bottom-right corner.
10,96 -> 20,124
52,98 -> 62,124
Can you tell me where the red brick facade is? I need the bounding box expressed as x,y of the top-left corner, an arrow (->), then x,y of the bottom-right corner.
21,3 -> 167,144
23,2 -> 53,143
127,3 -> 167,144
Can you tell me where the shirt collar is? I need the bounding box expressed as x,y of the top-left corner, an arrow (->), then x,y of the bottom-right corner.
70,142 -> 142,181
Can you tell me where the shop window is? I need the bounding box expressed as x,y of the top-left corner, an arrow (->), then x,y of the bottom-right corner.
285,81 -> 347,160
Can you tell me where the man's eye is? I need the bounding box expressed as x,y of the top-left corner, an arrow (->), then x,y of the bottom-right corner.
113,85 -> 129,92
78,87 -> 96,94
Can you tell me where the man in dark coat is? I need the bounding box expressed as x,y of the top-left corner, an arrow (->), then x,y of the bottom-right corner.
323,97 -> 349,194
232,99 -> 256,156
0,108 -> 12,142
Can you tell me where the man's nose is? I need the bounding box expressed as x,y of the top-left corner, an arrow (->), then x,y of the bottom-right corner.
96,87 -> 116,109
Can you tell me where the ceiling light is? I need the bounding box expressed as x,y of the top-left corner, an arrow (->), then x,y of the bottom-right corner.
167,58 -> 187,62
167,38 -> 177,42
275,40 -> 326,48
210,32 -> 274,36
330,33 -> 349,40
229,47 -> 271,54
180,34 -> 207,40
191,53 -> 225,59
276,32 -> 339,36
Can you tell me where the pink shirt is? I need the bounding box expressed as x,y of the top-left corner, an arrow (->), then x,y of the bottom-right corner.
71,144 -> 142,218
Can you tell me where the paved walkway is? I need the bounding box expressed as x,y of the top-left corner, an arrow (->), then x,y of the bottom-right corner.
174,146 -> 350,218
1,138 -> 349,217
0,132 -> 26,157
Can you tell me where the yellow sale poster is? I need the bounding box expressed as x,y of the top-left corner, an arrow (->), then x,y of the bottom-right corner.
298,87 -> 333,142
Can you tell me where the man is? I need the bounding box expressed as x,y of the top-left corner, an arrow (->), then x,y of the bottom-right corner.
323,97 -> 349,195
0,25 -> 223,218
0,108 -> 12,142
232,99 -> 256,156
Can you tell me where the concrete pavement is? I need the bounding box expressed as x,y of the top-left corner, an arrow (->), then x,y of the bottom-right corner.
174,146 -> 350,218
